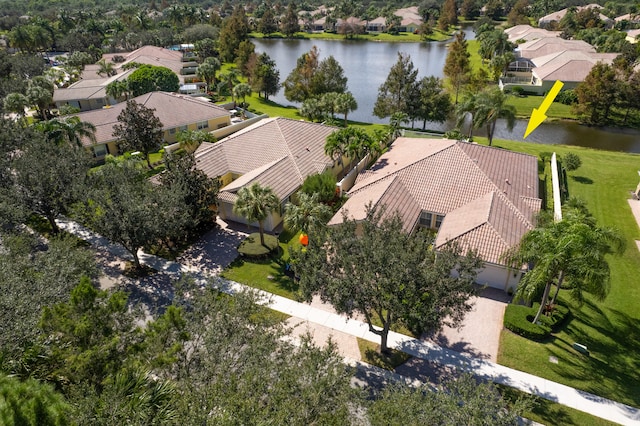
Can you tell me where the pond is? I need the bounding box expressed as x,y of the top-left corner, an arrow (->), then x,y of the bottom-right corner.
253,28 -> 640,153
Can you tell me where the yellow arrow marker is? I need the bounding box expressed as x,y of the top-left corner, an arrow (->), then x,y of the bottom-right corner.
524,80 -> 564,139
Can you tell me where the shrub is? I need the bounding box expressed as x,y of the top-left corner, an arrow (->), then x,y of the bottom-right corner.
504,303 -> 551,341
300,172 -> 337,204
562,152 -> 582,172
556,89 -> 577,105
504,302 -> 571,341
511,86 -> 525,97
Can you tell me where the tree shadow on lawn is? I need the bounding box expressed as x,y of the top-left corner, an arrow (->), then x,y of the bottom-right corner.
542,298 -> 640,406
572,176 -> 594,185
224,252 -> 299,297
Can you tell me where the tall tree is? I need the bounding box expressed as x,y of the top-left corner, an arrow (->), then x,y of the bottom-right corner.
438,0 -> 458,30
574,62 -> 619,126
281,2 -> 300,37
112,100 -> 164,169
217,6 -> 250,62
504,201 -> 625,324
258,8 -> 279,36
373,52 -> 419,119
283,46 -> 320,102
291,207 -> 481,353
81,159 -> 170,269
444,31 -> 471,104
11,138 -> 90,233
233,182 -> 281,246
312,55 -> 348,95
412,76 -> 452,130
249,52 -> 280,100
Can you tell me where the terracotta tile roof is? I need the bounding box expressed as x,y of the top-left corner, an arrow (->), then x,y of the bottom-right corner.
539,4 -> 610,24
54,69 -> 134,103
332,138 -> 541,266
73,91 -> 230,147
195,117 -> 338,201
517,37 -> 595,59
531,50 -> 618,82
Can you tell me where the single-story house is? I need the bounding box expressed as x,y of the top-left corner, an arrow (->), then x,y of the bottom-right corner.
73,91 -> 231,159
194,117 -> 345,232
53,69 -> 135,112
501,50 -> 618,94
328,137 -> 542,292
504,24 -> 561,43
615,13 -> 640,24
538,3 -> 612,28
54,45 -> 205,112
366,16 -> 386,32
336,17 -> 365,33
515,37 -> 595,59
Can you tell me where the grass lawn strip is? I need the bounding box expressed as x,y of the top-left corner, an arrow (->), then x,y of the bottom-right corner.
474,136 -> 640,408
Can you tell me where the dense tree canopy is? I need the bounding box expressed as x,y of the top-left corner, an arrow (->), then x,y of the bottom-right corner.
112,100 -> 164,168
126,64 -> 180,97
291,207 -> 481,353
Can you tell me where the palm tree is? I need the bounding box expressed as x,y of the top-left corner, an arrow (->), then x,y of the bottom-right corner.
96,58 -> 117,77
233,182 -> 281,246
197,57 -> 221,94
284,192 -> 332,235
456,88 -> 516,146
335,92 -> 358,126
326,127 -> 377,171
232,83 -> 252,108
35,116 -> 97,148
106,80 -> 130,104
3,93 -> 29,121
504,201 -> 625,324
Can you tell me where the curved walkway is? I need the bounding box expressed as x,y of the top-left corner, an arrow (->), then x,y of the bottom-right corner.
56,218 -> 640,426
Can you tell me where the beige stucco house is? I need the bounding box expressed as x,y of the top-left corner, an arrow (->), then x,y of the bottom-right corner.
504,24 -> 561,44
74,91 -> 231,159
329,137 -> 542,292
538,4 -> 612,28
194,117 -> 344,232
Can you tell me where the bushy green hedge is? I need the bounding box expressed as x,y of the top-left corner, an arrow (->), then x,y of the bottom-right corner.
504,303 -> 570,341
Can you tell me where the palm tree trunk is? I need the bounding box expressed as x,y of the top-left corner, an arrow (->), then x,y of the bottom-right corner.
550,270 -> 565,305
532,280 -> 553,324
259,220 -> 265,246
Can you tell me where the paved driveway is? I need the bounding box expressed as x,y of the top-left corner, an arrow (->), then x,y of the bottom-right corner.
177,218 -> 249,274
426,286 -> 511,362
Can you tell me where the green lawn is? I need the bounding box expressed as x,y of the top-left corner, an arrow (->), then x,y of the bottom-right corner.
470,136 -> 640,408
221,230 -> 301,299
506,95 -> 577,120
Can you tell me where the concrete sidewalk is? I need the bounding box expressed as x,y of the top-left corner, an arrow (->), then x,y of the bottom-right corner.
57,218 -> 640,426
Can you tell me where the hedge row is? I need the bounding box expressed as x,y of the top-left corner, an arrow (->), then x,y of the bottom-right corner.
504,302 -> 570,341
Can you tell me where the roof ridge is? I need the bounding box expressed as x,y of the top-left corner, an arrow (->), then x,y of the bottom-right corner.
492,189 -> 534,230
351,141 -> 455,195
276,118 -> 305,183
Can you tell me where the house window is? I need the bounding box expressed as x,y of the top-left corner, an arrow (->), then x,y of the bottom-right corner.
435,214 -> 445,229
169,128 -> 176,134
197,121 -> 209,130
93,144 -> 107,158
419,211 -> 433,228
